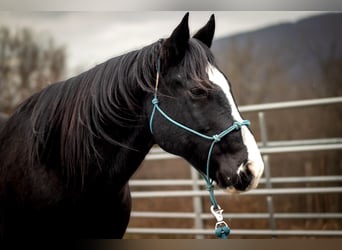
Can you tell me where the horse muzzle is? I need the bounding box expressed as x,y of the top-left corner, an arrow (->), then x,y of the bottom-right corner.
217,159 -> 264,193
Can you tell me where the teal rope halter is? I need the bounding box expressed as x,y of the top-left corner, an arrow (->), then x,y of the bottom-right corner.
149,56 -> 250,239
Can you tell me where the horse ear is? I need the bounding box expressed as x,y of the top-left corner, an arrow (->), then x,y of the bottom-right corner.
161,12 -> 190,67
193,14 -> 215,48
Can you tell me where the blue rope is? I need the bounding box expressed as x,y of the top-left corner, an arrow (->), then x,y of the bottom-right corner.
150,94 -> 213,141
203,120 -> 250,209
150,94 -> 250,143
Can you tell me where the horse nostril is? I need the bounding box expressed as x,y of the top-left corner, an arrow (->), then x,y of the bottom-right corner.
231,161 -> 254,191
237,160 -> 249,175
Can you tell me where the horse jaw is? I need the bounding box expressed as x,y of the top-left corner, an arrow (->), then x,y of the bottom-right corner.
207,64 -> 264,192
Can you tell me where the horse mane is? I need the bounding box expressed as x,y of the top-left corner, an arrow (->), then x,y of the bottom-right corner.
13,38 -> 215,185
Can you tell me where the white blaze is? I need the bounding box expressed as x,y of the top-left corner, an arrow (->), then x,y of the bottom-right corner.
207,64 -> 264,189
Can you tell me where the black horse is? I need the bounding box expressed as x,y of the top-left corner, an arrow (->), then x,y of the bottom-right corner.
0,13 -> 263,238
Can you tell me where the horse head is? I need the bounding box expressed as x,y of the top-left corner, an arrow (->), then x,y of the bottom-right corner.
148,13 -> 264,193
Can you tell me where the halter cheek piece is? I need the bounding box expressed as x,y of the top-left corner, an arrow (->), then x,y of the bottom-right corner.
149,54 -> 250,239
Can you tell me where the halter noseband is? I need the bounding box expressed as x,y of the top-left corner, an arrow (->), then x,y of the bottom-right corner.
149,55 -> 250,239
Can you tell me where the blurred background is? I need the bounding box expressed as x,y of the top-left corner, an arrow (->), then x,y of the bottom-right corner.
0,11 -> 341,238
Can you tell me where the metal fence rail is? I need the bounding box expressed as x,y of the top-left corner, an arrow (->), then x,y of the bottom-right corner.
129,211 -> 342,219
126,228 -> 342,236
126,96 -> 342,238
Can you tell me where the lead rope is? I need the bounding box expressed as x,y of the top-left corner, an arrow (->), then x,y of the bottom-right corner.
150,55 -> 250,239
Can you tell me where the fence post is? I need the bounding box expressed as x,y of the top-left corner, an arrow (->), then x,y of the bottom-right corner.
190,167 -> 205,239
258,112 -> 277,237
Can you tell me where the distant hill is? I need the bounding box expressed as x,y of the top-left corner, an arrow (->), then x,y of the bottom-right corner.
211,13 -> 342,105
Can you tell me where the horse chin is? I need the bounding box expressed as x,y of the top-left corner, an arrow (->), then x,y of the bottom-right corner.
224,186 -> 242,194
223,179 -> 259,194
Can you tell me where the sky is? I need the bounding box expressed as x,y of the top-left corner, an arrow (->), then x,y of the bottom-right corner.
0,11 -> 333,77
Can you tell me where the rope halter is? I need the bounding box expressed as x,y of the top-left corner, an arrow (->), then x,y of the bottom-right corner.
149,55 -> 251,239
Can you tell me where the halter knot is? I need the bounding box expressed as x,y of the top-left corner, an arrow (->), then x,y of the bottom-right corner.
152,97 -> 159,105
238,120 -> 251,128
212,134 -> 221,142
206,183 -> 215,192
215,225 -> 231,239
232,121 -> 241,130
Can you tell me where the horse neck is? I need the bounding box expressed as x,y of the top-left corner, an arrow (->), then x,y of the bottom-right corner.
103,121 -> 155,189
92,86 -> 155,189
68,86 -> 155,190
29,78 -> 155,191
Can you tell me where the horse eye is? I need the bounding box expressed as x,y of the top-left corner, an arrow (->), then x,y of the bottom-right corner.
189,87 -> 208,98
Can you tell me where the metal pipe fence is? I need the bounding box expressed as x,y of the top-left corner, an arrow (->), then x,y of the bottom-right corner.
126,96 -> 342,238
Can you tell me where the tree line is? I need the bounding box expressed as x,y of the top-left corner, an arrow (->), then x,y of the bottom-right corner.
0,26 -> 66,114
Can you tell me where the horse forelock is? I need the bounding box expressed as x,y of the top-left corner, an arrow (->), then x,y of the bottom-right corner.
163,38 -> 217,92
